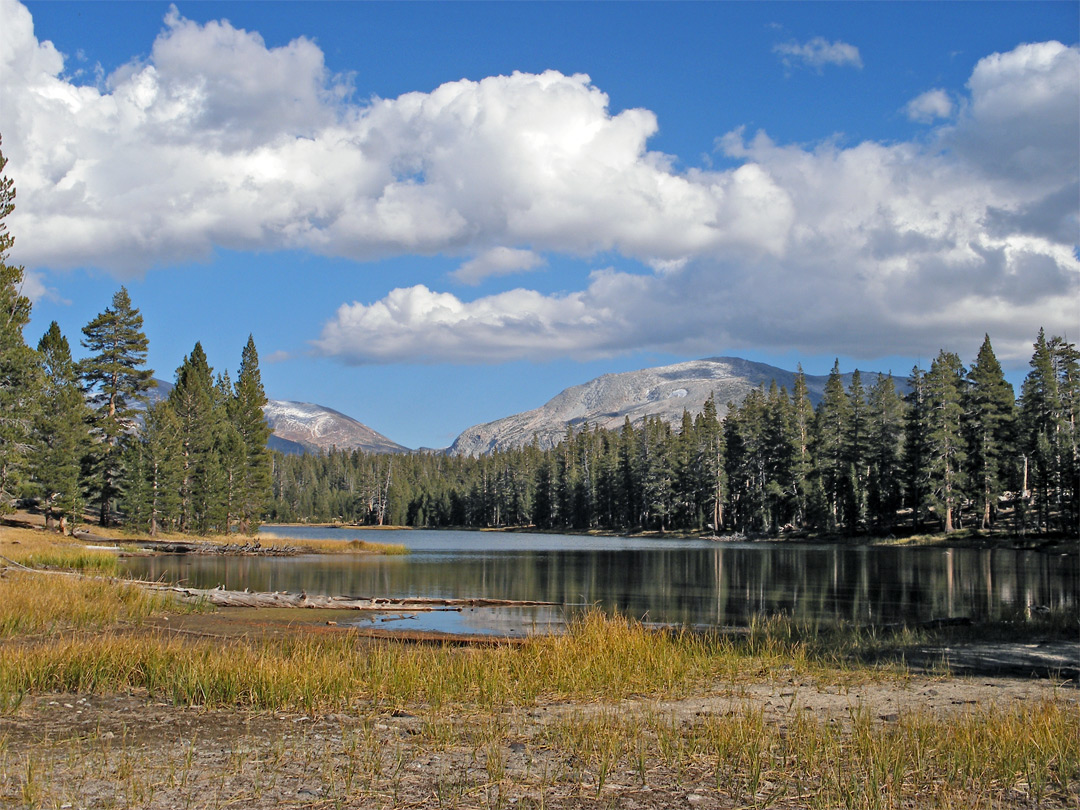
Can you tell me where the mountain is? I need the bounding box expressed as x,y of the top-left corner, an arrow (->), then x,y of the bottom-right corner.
449,357 -> 898,456
146,381 -> 408,455
262,400 -> 409,455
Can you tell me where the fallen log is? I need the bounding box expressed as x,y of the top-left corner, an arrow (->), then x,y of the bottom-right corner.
0,557 -> 559,611
146,583 -> 558,611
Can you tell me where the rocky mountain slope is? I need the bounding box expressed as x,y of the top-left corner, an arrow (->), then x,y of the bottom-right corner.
449,357 -> 883,456
263,400 -> 408,455
147,381 -> 407,455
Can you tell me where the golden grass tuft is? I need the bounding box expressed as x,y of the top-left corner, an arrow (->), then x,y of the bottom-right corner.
0,525 -> 119,573
0,572 -> 183,638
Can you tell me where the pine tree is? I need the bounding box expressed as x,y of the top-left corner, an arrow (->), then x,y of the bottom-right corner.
924,351 -> 967,532
812,360 -> 851,530
866,373 -> 905,530
692,395 -> 725,532
0,136 -> 38,512
125,401 -> 183,536
215,371 -> 246,533
169,343 -> 221,534
789,367 -> 815,528
617,417 -> 638,528
640,416 -> 674,531
726,389 -> 769,532
1019,330 -> 1079,532
229,336 -> 271,529
1053,336 -> 1080,530
33,323 -> 91,532
903,365 -> 930,531
80,287 -> 153,526
764,382 -> 798,532
845,370 -> 870,531
964,335 -> 1015,530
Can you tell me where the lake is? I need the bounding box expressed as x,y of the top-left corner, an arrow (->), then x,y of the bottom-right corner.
121,526 -> 1079,636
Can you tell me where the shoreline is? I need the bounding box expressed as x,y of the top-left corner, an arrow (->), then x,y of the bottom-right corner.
265,520 -> 1080,552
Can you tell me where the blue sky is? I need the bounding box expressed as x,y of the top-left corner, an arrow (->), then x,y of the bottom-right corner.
4,1 -> 1078,449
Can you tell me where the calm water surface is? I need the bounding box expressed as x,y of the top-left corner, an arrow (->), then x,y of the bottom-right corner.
121,527 -> 1079,636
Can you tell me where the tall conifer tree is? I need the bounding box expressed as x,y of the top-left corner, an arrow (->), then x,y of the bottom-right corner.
790,367 -> 815,528
866,373 -> 905,530
0,136 -> 38,511
845,370 -> 870,531
965,335 -> 1015,530
80,287 -> 153,526
923,351 -> 967,532
125,401 -> 183,536
1019,330 -> 1079,532
693,395 -> 725,532
169,343 -> 220,534
229,335 -> 272,534
904,366 -> 930,531
812,360 -> 851,530
33,323 -> 91,532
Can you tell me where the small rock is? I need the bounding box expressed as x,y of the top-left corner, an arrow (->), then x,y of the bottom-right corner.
880,713 -> 899,722
297,787 -> 321,797
687,794 -> 706,806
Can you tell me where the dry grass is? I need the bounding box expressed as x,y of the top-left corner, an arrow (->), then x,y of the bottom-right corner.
0,525 -> 195,642
259,533 -> 410,555
2,687 -> 1075,809
0,572 -> 184,641
0,524 -> 119,573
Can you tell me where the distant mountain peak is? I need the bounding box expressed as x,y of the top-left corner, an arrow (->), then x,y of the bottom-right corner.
263,400 -> 408,455
148,380 -> 408,455
449,356 -> 897,456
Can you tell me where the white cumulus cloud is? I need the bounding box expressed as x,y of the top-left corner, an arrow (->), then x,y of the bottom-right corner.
1,0 -> 1076,367
318,42 -> 1078,366
451,247 -> 545,285
773,37 -> 863,71
905,89 -> 954,122
316,284 -> 620,364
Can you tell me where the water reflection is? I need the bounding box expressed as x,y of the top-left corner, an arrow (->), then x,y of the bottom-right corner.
122,528 -> 1078,629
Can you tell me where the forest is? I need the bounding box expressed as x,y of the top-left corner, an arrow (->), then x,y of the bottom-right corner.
268,330 -> 1079,537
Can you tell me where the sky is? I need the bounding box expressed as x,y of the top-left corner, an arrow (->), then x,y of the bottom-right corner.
2,1 -> 1078,450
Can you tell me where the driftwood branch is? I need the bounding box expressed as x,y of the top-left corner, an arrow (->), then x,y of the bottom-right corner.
1,556 -> 556,611
146,584 -> 558,611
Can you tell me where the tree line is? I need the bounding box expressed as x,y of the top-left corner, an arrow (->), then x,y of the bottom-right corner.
0,139 -> 272,536
269,332 -> 1078,537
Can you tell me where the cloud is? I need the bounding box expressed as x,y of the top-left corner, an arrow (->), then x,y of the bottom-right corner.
318,42 -> 1078,367
263,349 -> 293,364
451,247 -> 545,285
905,89 -> 954,122
316,284 -> 620,364
19,268 -> 67,304
773,37 -> 863,71
1,0 -> 1076,366
950,40 -> 1079,187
